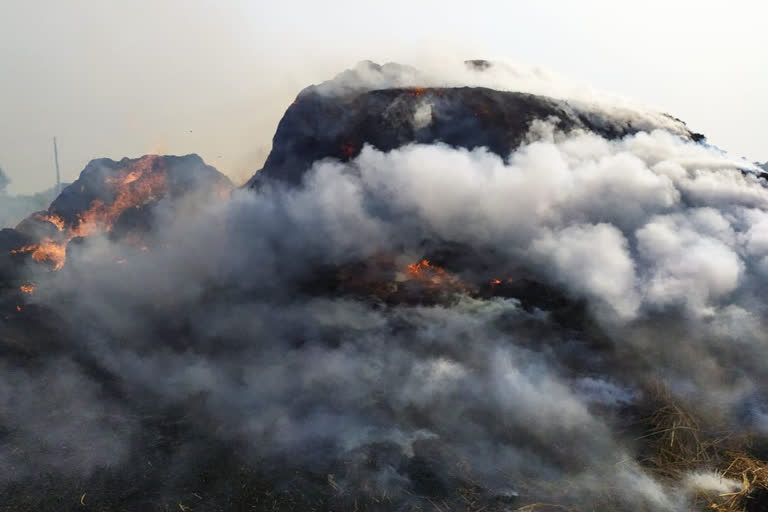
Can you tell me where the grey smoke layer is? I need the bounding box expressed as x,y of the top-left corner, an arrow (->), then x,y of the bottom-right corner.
4,126 -> 768,508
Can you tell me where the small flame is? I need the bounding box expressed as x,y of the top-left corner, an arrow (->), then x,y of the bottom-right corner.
406,259 -> 447,283
407,87 -> 427,97
33,212 -> 66,231
404,259 -> 470,293
336,254 -> 476,302
340,142 -> 357,157
19,283 -> 36,294
31,239 -> 67,270
16,305 -> 22,312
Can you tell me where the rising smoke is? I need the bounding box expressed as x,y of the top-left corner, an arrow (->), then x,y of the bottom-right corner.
2,62 -> 768,511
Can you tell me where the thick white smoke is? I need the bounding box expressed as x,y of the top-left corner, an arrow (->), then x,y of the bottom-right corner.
3,66 -> 767,510
318,127 -> 762,323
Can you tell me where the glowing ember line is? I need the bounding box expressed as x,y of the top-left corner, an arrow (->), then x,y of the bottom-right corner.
9,245 -> 36,255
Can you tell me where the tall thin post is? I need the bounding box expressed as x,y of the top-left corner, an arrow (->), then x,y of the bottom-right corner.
53,137 -> 61,195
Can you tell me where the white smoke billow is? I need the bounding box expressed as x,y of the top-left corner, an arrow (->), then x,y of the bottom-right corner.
2,62 -> 768,510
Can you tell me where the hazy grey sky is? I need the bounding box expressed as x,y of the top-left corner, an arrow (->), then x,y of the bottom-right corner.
0,0 -> 765,194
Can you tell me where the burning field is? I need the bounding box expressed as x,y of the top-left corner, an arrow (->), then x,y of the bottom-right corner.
2,61 -> 768,511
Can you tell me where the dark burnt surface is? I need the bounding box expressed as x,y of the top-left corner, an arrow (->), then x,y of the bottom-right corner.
248,86 -> 701,187
0,228 -> 32,290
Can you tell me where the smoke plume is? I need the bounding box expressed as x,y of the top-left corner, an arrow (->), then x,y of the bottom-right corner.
1,62 -> 767,511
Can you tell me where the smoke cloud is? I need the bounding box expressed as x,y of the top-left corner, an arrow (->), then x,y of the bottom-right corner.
2,70 -> 768,510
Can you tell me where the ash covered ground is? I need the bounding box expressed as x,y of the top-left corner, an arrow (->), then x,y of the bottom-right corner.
1,61 -> 768,511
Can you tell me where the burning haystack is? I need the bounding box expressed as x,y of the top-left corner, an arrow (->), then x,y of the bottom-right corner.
249,61 -> 703,187
7,153 -> 231,272
1,61 -> 768,512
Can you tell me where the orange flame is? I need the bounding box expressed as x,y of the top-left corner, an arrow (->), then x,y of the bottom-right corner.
9,245 -> 36,255
33,212 -> 66,231
406,259 -> 447,283
31,239 -> 67,270
403,259 -> 471,295
11,156 -> 170,271
19,283 -> 36,294
73,156 -> 167,236
407,87 -> 427,97
336,254 -> 478,302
